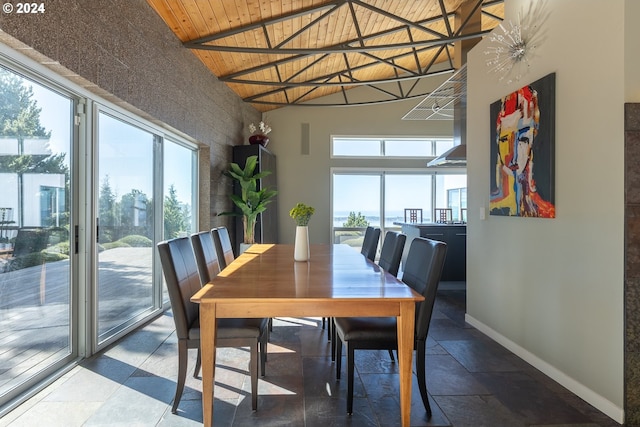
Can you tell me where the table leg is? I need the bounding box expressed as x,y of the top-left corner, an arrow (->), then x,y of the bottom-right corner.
397,301 -> 415,427
200,303 -> 217,427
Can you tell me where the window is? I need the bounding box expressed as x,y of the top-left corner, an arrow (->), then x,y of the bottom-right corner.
162,140 -> 197,304
0,40 -> 200,411
163,140 -> 197,240
331,138 -> 466,250
332,136 -> 454,158
447,188 -> 467,222
332,170 -> 466,251
96,111 -> 158,343
0,65 -> 76,405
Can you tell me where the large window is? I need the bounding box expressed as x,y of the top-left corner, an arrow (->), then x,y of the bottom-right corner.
332,136 -> 454,158
332,171 -> 466,250
333,174 -> 381,247
0,65 -> 75,404
96,112 -> 159,343
331,134 -> 466,251
162,140 -> 197,303
331,136 -> 465,251
0,53 -> 200,410
163,140 -> 197,240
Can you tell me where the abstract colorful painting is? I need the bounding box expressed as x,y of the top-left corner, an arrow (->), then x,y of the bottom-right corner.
489,73 -> 556,218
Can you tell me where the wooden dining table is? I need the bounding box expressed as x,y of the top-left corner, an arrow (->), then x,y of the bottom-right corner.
191,243 -> 424,427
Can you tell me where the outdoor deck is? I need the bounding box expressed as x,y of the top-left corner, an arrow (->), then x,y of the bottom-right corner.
0,247 -> 154,396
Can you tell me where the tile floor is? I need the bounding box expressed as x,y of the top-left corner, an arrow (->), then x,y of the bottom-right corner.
0,289 -> 622,427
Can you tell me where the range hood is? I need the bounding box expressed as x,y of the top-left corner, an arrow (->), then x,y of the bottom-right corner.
404,65 -> 468,167
427,144 -> 467,167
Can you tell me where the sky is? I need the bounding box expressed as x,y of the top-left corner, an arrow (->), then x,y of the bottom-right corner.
29,80 -> 194,206
26,74 -> 463,216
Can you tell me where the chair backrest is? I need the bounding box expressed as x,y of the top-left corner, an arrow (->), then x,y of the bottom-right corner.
360,226 -> 381,261
377,231 -> 406,277
157,237 -> 202,340
190,231 -> 221,285
211,226 -> 235,270
401,237 -> 447,340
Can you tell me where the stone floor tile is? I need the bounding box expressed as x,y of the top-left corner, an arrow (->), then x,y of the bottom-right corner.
1,291 -> 621,427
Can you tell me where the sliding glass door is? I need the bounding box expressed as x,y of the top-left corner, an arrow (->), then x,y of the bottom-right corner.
0,54 -> 200,409
162,139 -> 197,304
96,112 -> 159,344
0,66 -> 76,402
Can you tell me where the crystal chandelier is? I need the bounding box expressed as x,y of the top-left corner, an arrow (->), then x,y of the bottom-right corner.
484,1 -> 547,84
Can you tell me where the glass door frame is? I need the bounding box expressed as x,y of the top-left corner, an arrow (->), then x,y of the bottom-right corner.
91,105 -> 165,352
0,53 -> 84,413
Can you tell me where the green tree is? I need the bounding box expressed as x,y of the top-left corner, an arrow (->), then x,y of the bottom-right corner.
98,175 -> 117,242
120,189 -> 151,237
343,211 -> 369,227
0,68 -> 67,226
164,184 -> 188,239
0,70 -> 50,140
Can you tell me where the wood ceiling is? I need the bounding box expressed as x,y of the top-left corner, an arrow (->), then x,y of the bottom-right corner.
147,0 -> 504,111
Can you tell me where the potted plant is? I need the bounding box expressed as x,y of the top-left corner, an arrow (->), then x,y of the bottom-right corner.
248,121 -> 272,147
289,203 -> 314,261
220,155 -> 277,248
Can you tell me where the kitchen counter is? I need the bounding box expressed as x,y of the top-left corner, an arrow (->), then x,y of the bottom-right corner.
394,222 -> 466,281
393,221 -> 466,228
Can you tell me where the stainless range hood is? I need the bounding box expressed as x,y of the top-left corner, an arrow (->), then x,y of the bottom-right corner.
405,4 -> 481,168
427,144 -> 467,167
404,65 -> 468,168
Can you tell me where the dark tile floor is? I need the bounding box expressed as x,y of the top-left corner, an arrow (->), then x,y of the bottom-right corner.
0,288 -> 621,427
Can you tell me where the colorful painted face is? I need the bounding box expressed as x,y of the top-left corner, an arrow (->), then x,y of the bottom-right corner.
496,87 -> 538,178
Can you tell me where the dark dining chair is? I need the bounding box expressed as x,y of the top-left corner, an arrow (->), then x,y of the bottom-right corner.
190,231 -> 222,285
360,226 -> 381,261
191,230 -> 268,374
211,226 -> 235,270
330,230 -> 406,361
377,230 -> 406,277
158,236 -> 268,414
334,237 -> 447,416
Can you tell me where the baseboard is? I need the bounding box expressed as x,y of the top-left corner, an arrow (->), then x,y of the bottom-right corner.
464,313 -> 624,425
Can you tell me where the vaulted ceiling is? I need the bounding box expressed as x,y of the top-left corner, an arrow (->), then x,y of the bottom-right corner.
147,0 -> 504,111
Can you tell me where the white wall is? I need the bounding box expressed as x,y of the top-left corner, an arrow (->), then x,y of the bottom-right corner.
266,83 -> 453,245
466,0 -> 626,422
266,0 -> 634,422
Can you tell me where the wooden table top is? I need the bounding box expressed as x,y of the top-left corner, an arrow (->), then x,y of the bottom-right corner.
192,243 -> 423,303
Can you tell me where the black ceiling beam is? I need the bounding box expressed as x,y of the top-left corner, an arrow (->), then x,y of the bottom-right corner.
222,42 -> 454,86
241,67 -> 456,103
190,30 -> 490,55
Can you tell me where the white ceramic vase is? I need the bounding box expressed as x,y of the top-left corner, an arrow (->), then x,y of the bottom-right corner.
294,226 -> 310,261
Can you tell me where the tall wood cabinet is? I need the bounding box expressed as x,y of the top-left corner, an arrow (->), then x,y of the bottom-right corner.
231,144 -> 278,253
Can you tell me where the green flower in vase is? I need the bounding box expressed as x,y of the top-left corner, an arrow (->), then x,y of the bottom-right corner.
289,203 -> 315,226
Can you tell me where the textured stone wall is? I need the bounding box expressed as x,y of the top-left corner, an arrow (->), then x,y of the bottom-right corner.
627,103 -> 640,424
0,0 -> 260,233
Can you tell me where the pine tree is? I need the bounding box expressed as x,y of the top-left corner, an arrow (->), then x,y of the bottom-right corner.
343,211 -> 369,227
98,175 -> 117,242
164,184 -> 187,239
0,68 -> 66,226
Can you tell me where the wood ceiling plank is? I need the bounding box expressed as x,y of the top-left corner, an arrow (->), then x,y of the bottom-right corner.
146,0 -> 503,110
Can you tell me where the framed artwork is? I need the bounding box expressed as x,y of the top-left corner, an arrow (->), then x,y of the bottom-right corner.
489,72 -> 556,218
